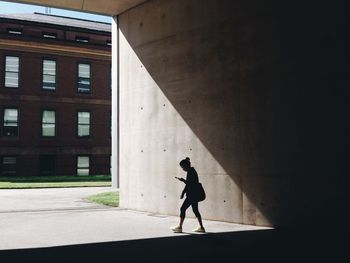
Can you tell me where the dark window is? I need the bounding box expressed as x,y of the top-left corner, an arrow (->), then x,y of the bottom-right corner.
3,108 -> 18,137
77,156 -> 90,176
39,155 -> 55,176
42,32 -> 57,39
7,28 -> 22,35
5,56 -> 19,88
77,63 -> 91,93
42,59 -> 56,90
78,111 -> 90,137
1,156 -> 17,176
76,36 -> 89,43
42,110 -> 56,137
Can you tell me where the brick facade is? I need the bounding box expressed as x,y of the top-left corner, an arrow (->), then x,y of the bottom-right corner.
0,13 -> 111,176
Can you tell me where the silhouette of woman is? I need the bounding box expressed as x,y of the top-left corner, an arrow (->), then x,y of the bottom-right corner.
171,157 -> 205,233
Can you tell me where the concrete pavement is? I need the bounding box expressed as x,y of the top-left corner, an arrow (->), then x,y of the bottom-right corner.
0,187 -> 268,250
0,187 -> 110,213
0,188 -> 346,263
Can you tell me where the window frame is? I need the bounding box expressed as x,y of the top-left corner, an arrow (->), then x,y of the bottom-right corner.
75,36 -> 89,43
1,155 -> 17,176
76,155 -> 90,176
2,107 -> 19,137
77,62 -> 92,94
41,58 -> 57,91
41,109 -> 56,138
7,28 -> 22,35
77,110 -> 91,138
4,55 -> 20,89
42,32 -> 57,39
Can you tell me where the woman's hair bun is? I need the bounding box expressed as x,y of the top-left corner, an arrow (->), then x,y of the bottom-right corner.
179,157 -> 191,167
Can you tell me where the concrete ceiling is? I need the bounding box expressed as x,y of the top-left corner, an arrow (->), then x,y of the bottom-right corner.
8,0 -> 148,16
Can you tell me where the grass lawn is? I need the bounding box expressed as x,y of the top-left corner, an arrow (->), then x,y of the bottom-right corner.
0,175 -> 111,189
86,191 -> 119,207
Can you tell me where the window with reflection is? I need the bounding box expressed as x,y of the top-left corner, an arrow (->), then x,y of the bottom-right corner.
78,111 -> 90,137
77,63 -> 91,93
3,108 -> 18,137
42,59 -> 56,91
77,156 -> 90,176
42,110 -> 56,137
5,56 -> 19,88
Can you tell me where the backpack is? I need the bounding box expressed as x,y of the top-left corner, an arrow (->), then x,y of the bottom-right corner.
195,182 -> 206,202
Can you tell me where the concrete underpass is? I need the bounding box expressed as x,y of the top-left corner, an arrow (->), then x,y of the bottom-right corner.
0,0 -> 348,262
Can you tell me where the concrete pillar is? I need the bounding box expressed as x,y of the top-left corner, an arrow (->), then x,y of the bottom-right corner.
111,15 -> 119,188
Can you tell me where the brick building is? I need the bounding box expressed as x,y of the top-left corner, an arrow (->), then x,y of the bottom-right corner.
0,13 -> 111,176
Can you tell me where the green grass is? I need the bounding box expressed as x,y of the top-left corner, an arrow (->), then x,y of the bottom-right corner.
86,191 -> 119,207
0,175 -> 111,189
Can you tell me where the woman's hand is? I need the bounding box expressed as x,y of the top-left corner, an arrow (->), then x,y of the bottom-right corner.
175,177 -> 186,183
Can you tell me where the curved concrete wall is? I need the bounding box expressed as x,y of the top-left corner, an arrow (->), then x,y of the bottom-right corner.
118,0 -> 347,227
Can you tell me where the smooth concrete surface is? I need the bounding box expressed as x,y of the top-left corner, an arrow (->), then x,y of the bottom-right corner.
111,15 -> 119,188
7,0 -> 348,230
0,188 -> 268,250
117,0 -> 348,228
118,0 -> 276,225
12,0 -> 148,15
118,0 -> 244,225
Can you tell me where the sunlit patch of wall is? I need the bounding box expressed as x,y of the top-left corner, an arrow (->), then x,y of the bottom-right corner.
118,28 -> 243,223
116,0 -> 305,227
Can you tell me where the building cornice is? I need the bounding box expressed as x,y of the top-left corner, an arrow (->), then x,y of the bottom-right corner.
0,38 -> 111,61
0,94 -> 111,106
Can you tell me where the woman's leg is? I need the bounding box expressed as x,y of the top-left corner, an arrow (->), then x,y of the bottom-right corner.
179,198 -> 191,227
192,202 -> 204,228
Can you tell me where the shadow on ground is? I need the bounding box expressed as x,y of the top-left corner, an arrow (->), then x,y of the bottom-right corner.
0,229 -> 346,263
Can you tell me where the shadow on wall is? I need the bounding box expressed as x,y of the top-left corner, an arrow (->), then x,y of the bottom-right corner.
118,0 -> 348,227
0,229 -> 346,263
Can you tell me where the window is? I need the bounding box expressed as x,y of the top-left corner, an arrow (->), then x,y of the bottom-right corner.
42,110 -> 56,137
5,56 -> 19,88
7,29 -> 22,35
77,63 -> 91,93
3,108 -> 18,137
1,156 -> 16,176
76,36 -> 89,43
39,155 -> 55,176
78,111 -> 90,137
42,32 -> 57,39
77,156 -> 89,176
42,59 -> 56,90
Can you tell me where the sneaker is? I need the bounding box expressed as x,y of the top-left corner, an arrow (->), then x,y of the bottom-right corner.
171,225 -> 182,233
192,226 -> 206,233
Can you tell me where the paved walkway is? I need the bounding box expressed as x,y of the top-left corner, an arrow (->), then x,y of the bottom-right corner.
0,188 -> 345,263
0,187 -> 268,250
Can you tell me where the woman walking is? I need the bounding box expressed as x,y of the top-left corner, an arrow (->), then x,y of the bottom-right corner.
171,157 -> 205,233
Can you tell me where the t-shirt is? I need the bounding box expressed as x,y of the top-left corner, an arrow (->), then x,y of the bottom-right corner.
184,167 -> 199,199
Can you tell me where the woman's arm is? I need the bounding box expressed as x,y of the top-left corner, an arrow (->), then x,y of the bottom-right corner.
175,177 -> 187,183
180,189 -> 185,199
